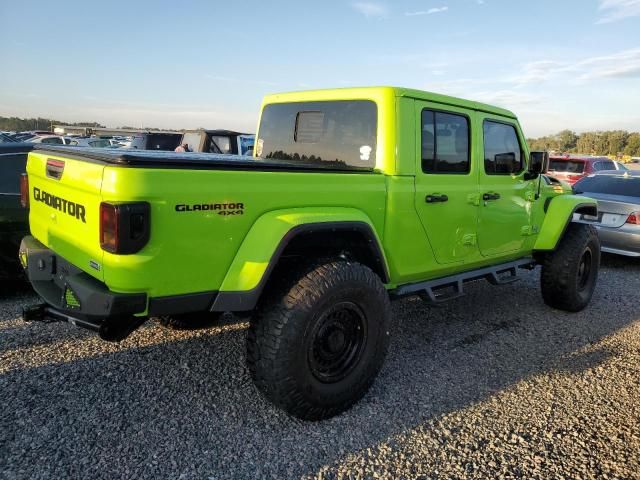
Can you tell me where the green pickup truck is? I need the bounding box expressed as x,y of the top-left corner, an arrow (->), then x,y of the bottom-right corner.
19,87 -> 599,420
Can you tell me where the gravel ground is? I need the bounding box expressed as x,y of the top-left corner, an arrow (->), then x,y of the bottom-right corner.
1,254 -> 639,479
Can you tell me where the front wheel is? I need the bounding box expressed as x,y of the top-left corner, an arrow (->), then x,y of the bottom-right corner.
247,261 -> 391,421
540,223 -> 600,312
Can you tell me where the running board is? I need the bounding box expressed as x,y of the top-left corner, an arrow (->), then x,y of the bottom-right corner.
391,258 -> 537,304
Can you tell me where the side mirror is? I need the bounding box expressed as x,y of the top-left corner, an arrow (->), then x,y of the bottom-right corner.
525,151 -> 549,180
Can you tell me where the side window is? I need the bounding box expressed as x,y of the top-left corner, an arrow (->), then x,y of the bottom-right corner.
43,137 -> 63,144
421,110 -> 470,174
483,121 -> 523,175
593,161 -> 614,171
210,135 -> 232,154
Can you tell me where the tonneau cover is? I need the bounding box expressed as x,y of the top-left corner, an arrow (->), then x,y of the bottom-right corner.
33,145 -> 372,172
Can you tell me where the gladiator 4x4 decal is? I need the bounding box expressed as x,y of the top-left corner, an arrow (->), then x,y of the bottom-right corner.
33,187 -> 86,223
175,202 -> 244,216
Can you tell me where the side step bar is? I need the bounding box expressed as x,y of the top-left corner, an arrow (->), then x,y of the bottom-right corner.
391,258 -> 537,304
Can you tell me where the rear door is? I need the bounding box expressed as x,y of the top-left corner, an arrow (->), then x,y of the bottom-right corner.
413,101 -> 480,264
27,151 -> 105,280
476,117 -> 535,257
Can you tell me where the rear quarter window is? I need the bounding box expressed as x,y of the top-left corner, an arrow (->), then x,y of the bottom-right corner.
257,100 -> 377,169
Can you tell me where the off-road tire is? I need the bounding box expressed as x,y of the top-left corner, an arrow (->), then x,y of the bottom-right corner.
247,260 -> 391,421
540,223 -> 600,312
156,312 -> 222,330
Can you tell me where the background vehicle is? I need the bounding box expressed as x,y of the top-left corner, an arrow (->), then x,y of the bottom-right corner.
180,129 -> 254,155
121,132 -> 182,150
573,171 -> 640,256
67,137 -> 114,148
547,155 -> 617,185
19,87 -> 599,421
27,135 -> 75,145
9,133 -> 36,142
0,142 -> 32,280
0,133 -> 18,144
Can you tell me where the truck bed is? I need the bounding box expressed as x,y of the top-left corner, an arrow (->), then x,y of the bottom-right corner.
33,146 -> 372,172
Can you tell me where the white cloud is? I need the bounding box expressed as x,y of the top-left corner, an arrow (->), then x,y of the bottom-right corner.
596,0 -> 640,24
511,48 -> 640,85
472,90 -> 542,108
405,7 -> 449,16
351,2 -> 388,18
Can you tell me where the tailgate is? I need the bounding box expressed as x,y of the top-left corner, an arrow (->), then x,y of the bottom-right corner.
27,151 -> 105,281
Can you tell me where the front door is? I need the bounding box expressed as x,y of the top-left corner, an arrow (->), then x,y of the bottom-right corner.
477,117 -> 535,257
414,102 -> 480,264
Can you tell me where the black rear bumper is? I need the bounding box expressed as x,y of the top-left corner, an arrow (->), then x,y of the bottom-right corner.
19,236 -> 148,340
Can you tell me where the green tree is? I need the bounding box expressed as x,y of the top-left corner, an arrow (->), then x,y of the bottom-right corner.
624,133 -> 640,156
555,130 -> 578,152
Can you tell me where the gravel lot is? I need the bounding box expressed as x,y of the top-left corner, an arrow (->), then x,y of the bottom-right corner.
1,254 -> 639,479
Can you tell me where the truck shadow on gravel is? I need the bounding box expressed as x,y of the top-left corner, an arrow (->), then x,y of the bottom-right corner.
1,265 -> 639,479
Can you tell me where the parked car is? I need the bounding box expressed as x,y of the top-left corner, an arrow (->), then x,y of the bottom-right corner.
547,155 -> 617,185
19,86 -> 599,420
9,133 -> 36,142
573,171 -> 640,257
121,132 -> 182,150
0,133 -> 18,144
180,129 -> 255,155
67,137 -> 113,148
27,135 -> 74,145
0,142 -> 33,280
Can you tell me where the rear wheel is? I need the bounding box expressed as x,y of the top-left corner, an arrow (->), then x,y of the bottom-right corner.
247,260 -> 391,421
540,223 -> 600,312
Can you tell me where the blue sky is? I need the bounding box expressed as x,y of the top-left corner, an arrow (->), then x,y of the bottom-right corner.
1,0 -> 639,136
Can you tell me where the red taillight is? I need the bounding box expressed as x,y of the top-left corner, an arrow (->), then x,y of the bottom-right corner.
20,174 -> 29,208
100,202 -> 150,254
100,203 -> 119,253
626,212 -> 640,225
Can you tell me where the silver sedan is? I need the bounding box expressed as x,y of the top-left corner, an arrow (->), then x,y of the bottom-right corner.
572,171 -> 640,257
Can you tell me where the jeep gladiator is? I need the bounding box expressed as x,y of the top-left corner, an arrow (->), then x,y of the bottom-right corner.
19,87 -> 599,420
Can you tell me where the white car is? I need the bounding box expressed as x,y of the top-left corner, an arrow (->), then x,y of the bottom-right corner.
27,135 -> 74,145
67,137 -> 113,148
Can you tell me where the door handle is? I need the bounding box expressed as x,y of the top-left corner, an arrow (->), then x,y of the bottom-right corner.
425,194 -> 449,203
482,192 -> 501,201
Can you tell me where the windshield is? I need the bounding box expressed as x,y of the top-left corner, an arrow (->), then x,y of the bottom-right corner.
549,160 -> 585,173
257,100 -> 377,169
574,175 -> 640,197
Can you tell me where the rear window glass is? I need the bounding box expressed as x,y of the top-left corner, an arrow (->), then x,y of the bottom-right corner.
549,160 -> 585,173
574,175 -> 640,197
209,135 -> 232,154
145,134 -> 182,151
257,100 -> 377,169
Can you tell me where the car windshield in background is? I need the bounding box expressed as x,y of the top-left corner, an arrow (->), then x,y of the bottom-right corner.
574,175 -> 640,197
0,133 -> 17,143
549,160 -> 585,173
257,100 -> 377,169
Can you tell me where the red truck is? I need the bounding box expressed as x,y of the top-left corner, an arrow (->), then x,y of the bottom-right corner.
547,155 -> 623,185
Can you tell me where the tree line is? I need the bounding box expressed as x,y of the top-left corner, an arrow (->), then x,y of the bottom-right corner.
0,116 -> 105,132
527,129 -> 640,157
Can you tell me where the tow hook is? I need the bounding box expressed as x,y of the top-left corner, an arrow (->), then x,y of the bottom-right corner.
22,304 -> 55,323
